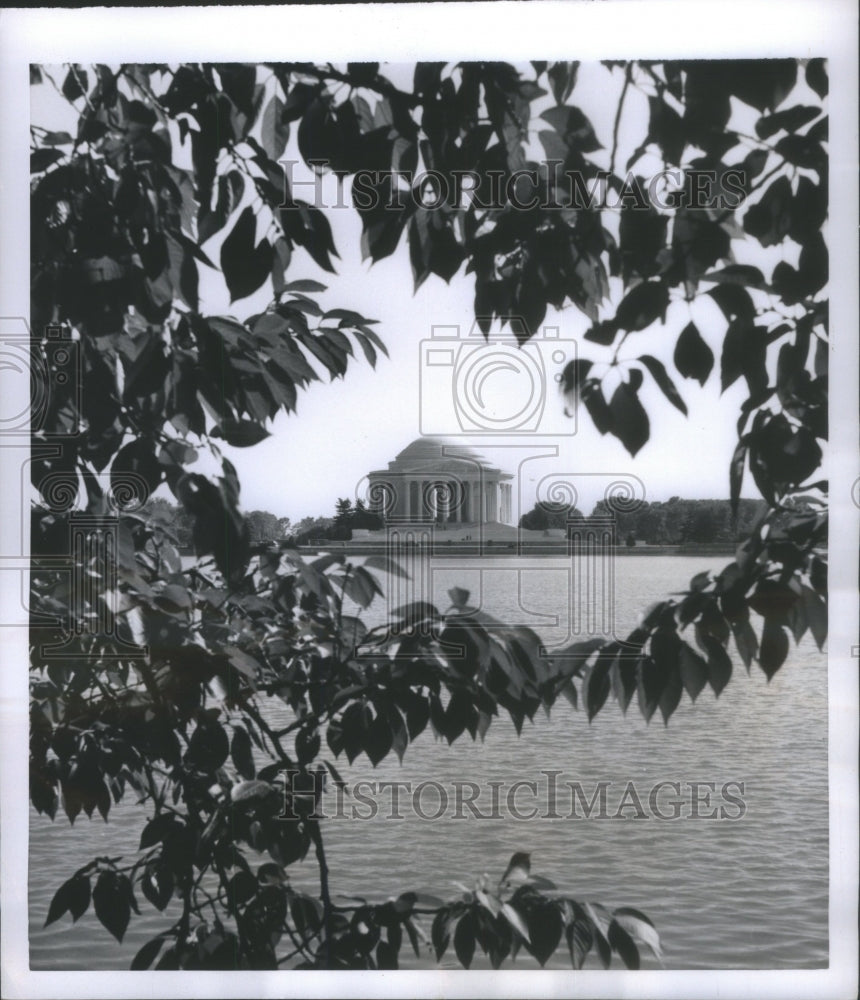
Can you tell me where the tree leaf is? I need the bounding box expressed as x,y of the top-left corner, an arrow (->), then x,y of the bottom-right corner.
539,104 -> 601,152
131,935 -> 165,970
702,264 -> 767,288
499,851 -> 531,886
608,918 -> 641,969
212,419 -> 270,447
614,281 -> 669,332
805,58 -> 828,99
758,620 -> 789,679
140,812 -> 182,850
636,656 -> 663,722
742,175 -> 793,247
220,206 -> 273,303
560,358 -> 593,413
731,59 -> 797,112
526,901 -> 563,965
547,61 -> 578,105
721,319 -> 766,395
583,649 -> 613,721
285,279 -> 328,293
453,911 -> 476,968
566,903 -> 593,969
584,902 -> 612,967
648,94 -> 686,164
31,148 -> 64,173
231,724 -> 255,779
581,380 -> 614,435
729,440 -> 747,515
362,554 -> 409,579
775,135 -> 826,174
92,871 -> 132,942
363,711 -> 392,764
62,65 -> 88,102
199,170 -> 244,244
638,355 -> 687,415
141,862 -> 174,912
801,585 -> 827,650
610,653 -> 637,713
186,716 -> 229,771
679,642 -> 708,701
731,617 -> 758,670
501,901 -> 531,943
230,779 -> 274,803
609,381 -> 650,456
584,320 -> 618,345
619,207 -> 668,282
447,586 -> 470,609
702,636 -> 732,695
111,438 -> 163,501
613,906 -> 663,963
376,938 -> 399,970
45,874 -> 91,927
431,908 -> 451,960
755,104 -> 821,140
280,201 -> 339,273
225,645 -> 262,680
261,94 -> 289,160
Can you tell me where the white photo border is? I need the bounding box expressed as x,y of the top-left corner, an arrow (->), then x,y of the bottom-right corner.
1,3 -> 857,998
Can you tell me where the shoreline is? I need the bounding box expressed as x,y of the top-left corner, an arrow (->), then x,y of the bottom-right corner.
294,543 -> 738,558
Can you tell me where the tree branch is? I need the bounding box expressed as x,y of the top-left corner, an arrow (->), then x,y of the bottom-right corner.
610,64 -> 632,178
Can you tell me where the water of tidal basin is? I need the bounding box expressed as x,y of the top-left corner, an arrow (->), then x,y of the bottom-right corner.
29,555 -> 828,970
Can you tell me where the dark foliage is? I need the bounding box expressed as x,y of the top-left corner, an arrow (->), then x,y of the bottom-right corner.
30,58 -> 826,969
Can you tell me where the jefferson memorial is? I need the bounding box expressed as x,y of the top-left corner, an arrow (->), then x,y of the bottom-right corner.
367,438 -> 514,526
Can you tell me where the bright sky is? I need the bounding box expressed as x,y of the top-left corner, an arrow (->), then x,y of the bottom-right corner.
29,59 -> 815,523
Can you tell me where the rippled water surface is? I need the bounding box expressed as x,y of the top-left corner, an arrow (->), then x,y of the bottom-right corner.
29,556 -> 828,970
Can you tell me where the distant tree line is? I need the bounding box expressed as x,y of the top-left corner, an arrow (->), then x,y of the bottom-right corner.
140,496 -> 384,549
144,494 -> 768,551
520,497 -> 768,545
141,497 -> 293,549
330,498 -> 384,539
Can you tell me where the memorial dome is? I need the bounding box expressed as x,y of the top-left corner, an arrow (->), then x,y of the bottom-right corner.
367,437 -> 513,525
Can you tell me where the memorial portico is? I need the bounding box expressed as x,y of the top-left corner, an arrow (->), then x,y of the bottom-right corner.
367,438 -> 514,525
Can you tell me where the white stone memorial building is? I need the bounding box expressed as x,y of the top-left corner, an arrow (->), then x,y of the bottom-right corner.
366,438 -> 514,526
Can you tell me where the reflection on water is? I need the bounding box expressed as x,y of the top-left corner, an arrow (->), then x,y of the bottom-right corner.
29,557 -> 828,970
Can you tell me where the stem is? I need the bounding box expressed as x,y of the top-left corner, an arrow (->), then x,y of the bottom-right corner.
243,700 -> 295,767
281,918 -> 317,964
609,65 -> 632,178
307,819 -> 333,968
611,329 -> 631,365
142,760 -> 165,814
69,64 -> 96,113
713,157 -> 788,226
269,62 -> 420,111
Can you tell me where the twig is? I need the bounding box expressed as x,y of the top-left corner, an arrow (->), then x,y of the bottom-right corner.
610,65 -> 632,178
307,819 -> 334,967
